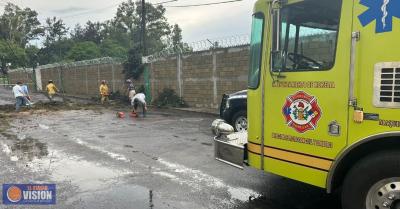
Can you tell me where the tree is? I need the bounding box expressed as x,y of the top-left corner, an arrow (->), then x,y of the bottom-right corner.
70,24 -> 85,41
0,39 -> 26,68
113,1 -> 172,54
123,45 -> 143,79
100,39 -> 128,59
67,41 -> 101,61
0,3 -> 43,47
114,0 -> 136,35
101,20 -> 132,48
134,3 -> 171,54
0,1 -> 184,70
171,25 -> 182,46
25,45 -> 40,68
39,18 -> 70,64
82,21 -> 104,44
167,24 -> 191,53
171,24 -> 183,50
38,38 -> 75,64
71,21 -> 104,44
44,17 -> 68,46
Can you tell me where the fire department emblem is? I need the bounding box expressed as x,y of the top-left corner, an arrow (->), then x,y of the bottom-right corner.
282,91 -> 322,133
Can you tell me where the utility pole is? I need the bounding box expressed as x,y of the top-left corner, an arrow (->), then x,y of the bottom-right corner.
141,0 -> 147,56
141,0 -> 151,103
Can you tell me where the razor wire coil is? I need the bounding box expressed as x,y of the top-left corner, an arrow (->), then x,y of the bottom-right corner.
144,34 -> 250,63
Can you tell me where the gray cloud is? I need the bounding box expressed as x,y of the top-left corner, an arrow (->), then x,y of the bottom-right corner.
52,7 -> 88,14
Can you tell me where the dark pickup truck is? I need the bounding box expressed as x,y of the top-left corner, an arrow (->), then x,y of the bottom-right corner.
219,90 -> 247,132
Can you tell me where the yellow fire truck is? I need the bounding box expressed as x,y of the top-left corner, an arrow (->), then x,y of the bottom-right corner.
214,0 -> 400,208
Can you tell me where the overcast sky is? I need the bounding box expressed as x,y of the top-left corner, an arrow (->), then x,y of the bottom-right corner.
1,0 -> 257,44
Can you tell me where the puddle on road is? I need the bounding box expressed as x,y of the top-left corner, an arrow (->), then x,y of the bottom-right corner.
1,137 -> 48,162
48,153 -> 130,192
22,148 -> 136,192
0,137 -> 156,208
0,138 -> 134,192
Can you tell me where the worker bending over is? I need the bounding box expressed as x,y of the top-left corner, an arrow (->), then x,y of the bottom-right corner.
131,92 -> 147,117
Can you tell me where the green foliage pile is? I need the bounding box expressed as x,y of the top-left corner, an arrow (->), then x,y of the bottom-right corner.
154,88 -> 187,108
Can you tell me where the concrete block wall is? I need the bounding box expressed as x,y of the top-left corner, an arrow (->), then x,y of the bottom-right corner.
149,45 -> 250,112
7,69 -> 35,90
216,47 -> 249,105
37,63 -> 126,98
181,52 -> 214,109
8,45 -> 250,112
150,57 -> 178,98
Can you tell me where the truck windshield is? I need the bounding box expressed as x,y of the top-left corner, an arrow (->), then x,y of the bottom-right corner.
273,0 -> 342,71
248,13 -> 264,89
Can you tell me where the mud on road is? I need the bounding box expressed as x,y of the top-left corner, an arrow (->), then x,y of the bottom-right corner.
0,101 -> 341,209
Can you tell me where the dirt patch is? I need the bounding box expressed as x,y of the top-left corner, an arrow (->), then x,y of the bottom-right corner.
0,113 -> 12,136
0,101 -> 106,114
0,101 -> 105,139
0,104 -> 16,112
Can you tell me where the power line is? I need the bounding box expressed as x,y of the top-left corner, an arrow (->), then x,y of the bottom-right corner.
153,0 -> 178,5
163,0 -> 243,8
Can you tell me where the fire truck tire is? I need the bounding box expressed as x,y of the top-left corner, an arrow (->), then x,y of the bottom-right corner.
341,150 -> 400,209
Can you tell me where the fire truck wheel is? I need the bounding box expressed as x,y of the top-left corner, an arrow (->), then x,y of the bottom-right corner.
342,150 -> 400,209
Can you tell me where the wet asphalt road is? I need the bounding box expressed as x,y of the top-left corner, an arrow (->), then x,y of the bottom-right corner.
0,89 -> 341,209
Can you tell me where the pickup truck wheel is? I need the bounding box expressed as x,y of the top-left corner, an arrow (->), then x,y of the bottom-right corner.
341,151 -> 400,209
232,110 -> 247,132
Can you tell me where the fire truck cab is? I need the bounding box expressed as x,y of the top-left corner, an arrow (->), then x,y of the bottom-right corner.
214,0 -> 400,208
